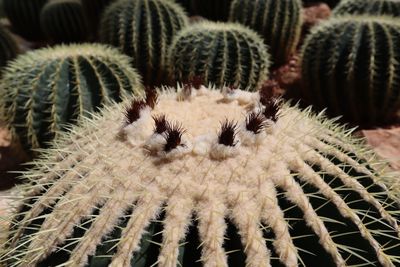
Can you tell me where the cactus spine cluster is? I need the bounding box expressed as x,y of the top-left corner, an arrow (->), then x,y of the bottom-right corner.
169,22 -> 270,90
40,0 -> 90,44
333,0 -> 400,17
0,25 -> 18,70
100,0 -> 188,86
1,86 -> 399,267
229,0 -> 303,67
3,0 -> 48,41
81,0 -> 115,38
0,44 -> 143,151
301,16 -> 400,126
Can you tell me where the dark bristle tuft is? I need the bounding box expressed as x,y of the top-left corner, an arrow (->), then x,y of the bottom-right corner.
246,112 -> 266,134
186,75 -> 204,90
153,115 -> 168,134
259,80 -> 280,106
218,120 -> 238,146
164,122 -> 186,152
145,86 -> 158,109
263,100 -> 279,122
125,99 -> 147,124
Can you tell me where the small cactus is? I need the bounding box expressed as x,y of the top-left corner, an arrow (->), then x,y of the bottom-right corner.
0,44 -> 143,151
1,86 -> 399,267
301,16 -> 400,126
229,0 -> 303,67
40,0 -> 90,44
169,22 -> 270,91
3,0 -> 48,41
81,0 -> 116,39
333,0 -> 400,17
100,0 -> 188,86
0,25 -> 18,70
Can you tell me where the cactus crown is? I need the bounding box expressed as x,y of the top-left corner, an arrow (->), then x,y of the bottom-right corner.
333,0 -> 400,17
0,43 -> 143,151
169,22 -> 270,91
1,86 -> 399,267
301,16 -> 400,126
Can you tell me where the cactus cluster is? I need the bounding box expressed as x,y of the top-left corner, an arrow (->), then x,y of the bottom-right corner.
301,16 -> 400,126
100,0 -> 188,86
0,44 -> 143,151
333,0 -> 400,17
229,0 -> 303,66
0,86 -> 399,266
169,22 -> 270,90
0,25 -> 18,70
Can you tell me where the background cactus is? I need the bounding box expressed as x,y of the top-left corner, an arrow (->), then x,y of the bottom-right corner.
229,0 -> 303,67
1,86 -> 399,266
0,25 -> 18,70
169,22 -> 270,91
100,0 -> 188,86
301,16 -> 400,126
81,0 -> 116,39
3,0 -> 48,41
0,44 -> 143,151
333,0 -> 400,17
40,0 -> 90,44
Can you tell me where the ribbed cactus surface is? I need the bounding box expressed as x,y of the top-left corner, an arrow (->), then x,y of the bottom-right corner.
100,0 -> 188,85
0,25 -> 18,70
301,16 -> 400,126
229,0 -> 303,67
1,86 -> 399,267
333,0 -> 400,17
40,0 -> 90,44
169,22 -> 270,90
0,44 -> 143,151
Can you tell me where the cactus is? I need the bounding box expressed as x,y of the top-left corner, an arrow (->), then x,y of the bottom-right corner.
169,22 -> 270,91
81,0 -> 116,39
40,0 -> 90,44
0,25 -> 18,70
229,0 -> 303,67
3,0 -> 48,41
301,16 -> 400,126
333,0 -> 400,17
100,0 -> 188,86
1,86 -> 400,267
0,44 -> 143,151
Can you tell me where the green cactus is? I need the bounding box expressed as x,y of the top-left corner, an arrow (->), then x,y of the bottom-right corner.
3,0 -> 48,41
0,25 -> 18,70
0,44 -> 143,151
333,0 -> 400,17
169,22 -> 270,91
1,86 -> 399,267
100,0 -> 188,86
301,16 -> 400,126
229,0 -> 303,67
40,0 -> 90,44
81,0 -> 116,39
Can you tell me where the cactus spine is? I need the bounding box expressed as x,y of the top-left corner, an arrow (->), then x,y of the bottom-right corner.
0,25 -> 18,70
301,16 -> 400,126
0,86 -> 399,267
100,0 -> 188,86
0,44 -> 143,151
333,0 -> 400,17
229,0 -> 303,67
40,0 -> 90,44
81,0 -> 116,38
3,0 -> 48,41
169,22 -> 270,90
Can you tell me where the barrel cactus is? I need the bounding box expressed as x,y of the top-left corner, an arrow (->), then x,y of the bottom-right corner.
0,44 -> 143,151
229,0 -> 303,67
100,0 -> 188,86
40,0 -> 90,44
333,0 -> 400,17
0,25 -> 18,70
169,22 -> 270,91
301,16 -> 400,126
1,85 -> 399,266
81,0 -> 115,38
3,0 -> 48,41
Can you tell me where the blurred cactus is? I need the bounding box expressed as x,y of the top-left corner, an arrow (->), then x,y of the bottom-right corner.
333,0 -> 400,17
0,25 -> 18,70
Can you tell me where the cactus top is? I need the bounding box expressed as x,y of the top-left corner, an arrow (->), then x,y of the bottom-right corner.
1,86 -> 400,266
333,0 -> 400,16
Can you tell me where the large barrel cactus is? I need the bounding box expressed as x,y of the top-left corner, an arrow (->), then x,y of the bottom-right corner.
169,22 -> 270,90
100,0 -> 188,86
3,0 -> 48,41
229,0 -> 303,67
0,44 -> 143,151
333,0 -> 400,17
0,86 -> 399,267
0,25 -> 18,70
301,16 -> 400,126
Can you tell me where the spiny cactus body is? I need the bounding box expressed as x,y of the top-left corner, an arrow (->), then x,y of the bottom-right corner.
0,25 -> 18,70
100,0 -> 188,86
1,86 -> 399,267
229,0 -> 302,67
169,22 -> 270,91
3,0 -> 48,41
333,0 -> 400,17
0,44 -> 143,151
301,16 -> 400,126
40,0 -> 90,44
